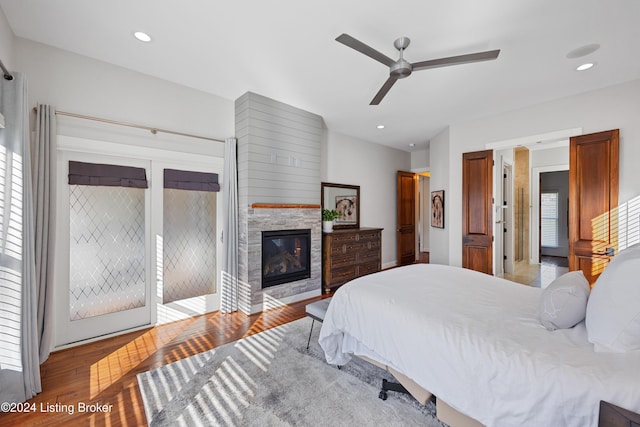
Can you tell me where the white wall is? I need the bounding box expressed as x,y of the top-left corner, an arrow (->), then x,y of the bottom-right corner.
410,147 -> 430,171
0,7 -> 13,70
14,38 -> 233,157
322,130 -> 411,268
428,127 -> 451,265
531,146 -> 569,168
432,79 -> 640,267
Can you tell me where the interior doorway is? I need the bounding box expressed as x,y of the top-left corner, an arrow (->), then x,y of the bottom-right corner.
396,170 -> 430,266
489,129 -> 575,287
539,170 -> 569,264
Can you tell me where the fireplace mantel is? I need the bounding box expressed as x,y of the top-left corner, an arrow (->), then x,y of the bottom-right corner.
251,203 -> 320,209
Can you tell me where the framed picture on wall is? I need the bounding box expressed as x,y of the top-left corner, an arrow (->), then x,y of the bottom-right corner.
334,195 -> 357,225
431,190 -> 445,229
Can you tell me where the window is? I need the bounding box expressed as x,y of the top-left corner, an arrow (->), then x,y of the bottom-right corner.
0,145 -> 24,371
541,191 -> 559,247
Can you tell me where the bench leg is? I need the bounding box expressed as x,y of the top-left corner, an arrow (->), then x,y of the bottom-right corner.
306,319 -> 315,350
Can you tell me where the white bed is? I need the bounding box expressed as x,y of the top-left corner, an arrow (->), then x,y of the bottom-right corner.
318,263 -> 640,427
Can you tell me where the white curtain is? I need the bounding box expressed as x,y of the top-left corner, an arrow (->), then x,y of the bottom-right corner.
32,104 -> 56,363
0,73 -> 41,402
221,137 -> 239,313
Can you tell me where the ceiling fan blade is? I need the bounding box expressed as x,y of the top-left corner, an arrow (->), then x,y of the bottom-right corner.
336,33 -> 395,67
370,76 -> 398,105
412,49 -> 500,72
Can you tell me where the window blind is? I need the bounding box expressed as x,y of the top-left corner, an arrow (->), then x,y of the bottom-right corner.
163,169 -> 220,192
541,191 -> 559,247
68,161 -> 148,188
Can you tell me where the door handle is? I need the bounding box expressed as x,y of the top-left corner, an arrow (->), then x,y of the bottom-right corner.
593,247 -> 615,256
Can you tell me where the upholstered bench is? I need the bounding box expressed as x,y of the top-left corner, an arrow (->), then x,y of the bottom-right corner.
305,298 -> 332,349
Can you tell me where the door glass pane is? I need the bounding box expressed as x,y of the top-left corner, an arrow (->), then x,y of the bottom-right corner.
541,191 -> 559,247
69,185 -> 146,320
162,188 -> 216,303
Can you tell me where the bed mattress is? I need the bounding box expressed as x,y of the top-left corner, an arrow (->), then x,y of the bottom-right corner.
318,264 -> 640,427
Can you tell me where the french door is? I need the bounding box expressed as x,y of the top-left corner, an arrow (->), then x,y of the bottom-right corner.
151,161 -> 222,324
55,139 -> 223,347
55,152 -> 152,345
568,129 -> 619,285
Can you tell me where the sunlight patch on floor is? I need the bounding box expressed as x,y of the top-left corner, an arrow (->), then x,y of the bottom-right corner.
89,319 -> 194,398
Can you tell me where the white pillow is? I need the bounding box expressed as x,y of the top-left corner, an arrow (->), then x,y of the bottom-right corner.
539,271 -> 590,331
585,243 -> 640,352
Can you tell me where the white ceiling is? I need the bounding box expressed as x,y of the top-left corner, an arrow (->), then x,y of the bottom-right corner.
1,0 -> 639,151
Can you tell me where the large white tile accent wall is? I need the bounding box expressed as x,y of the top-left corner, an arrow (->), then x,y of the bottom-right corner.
235,92 -> 323,314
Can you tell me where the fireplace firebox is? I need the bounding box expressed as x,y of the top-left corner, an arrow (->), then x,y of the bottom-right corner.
262,229 -> 311,288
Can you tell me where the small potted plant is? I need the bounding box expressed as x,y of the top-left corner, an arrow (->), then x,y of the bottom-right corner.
322,209 -> 341,233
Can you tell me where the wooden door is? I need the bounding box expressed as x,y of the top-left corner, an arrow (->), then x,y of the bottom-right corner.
462,150 -> 493,274
397,171 -> 416,265
569,129 -> 619,285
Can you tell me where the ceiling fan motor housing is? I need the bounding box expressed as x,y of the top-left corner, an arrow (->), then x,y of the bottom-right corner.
391,59 -> 412,78
391,37 -> 412,78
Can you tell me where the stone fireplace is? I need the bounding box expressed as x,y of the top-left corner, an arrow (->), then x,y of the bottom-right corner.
262,229 -> 311,288
236,92 -> 323,314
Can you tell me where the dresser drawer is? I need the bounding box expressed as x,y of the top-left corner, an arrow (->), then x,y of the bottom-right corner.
357,261 -> 380,276
328,233 -> 357,244
329,242 -> 360,256
329,265 -> 357,284
330,252 -> 357,268
357,238 -> 380,252
355,230 -> 380,241
357,248 -> 380,264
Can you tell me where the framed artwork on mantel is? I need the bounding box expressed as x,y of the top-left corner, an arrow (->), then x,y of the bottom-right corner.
431,190 -> 444,228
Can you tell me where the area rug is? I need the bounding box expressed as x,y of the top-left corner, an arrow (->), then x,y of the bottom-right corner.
137,317 -> 445,426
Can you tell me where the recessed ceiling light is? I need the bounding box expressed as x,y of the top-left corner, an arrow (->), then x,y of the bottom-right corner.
576,62 -> 594,71
134,31 -> 152,42
409,143 -> 416,147
377,125 -> 385,129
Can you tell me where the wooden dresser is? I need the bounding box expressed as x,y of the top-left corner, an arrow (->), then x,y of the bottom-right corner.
322,227 -> 382,293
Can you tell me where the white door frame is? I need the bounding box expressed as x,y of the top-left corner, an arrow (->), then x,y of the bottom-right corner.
503,162 -> 514,275
54,135 -> 224,348
54,150 -> 153,346
530,164 -> 569,264
486,128 -> 579,275
151,160 -> 223,325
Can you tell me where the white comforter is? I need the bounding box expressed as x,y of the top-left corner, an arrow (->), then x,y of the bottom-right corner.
318,264 -> 640,427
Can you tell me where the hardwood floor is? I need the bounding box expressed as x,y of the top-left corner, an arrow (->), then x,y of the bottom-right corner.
0,297 -> 322,426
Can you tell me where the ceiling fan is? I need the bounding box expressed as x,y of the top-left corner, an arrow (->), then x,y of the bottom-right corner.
336,33 -> 500,105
